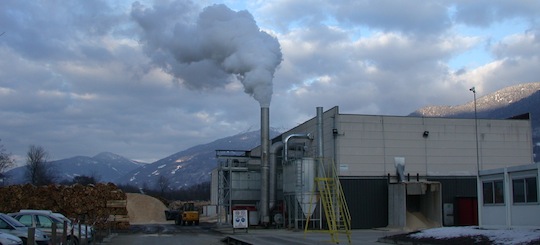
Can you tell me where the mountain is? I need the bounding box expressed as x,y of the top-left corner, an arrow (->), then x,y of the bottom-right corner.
410,82 -> 540,162
4,152 -> 143,185
115,129 -> 281,190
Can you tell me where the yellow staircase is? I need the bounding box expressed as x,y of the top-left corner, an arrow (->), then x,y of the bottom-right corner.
305,159 -> 351,244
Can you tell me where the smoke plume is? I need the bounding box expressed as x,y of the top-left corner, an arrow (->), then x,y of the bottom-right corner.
131,1 -> 282,107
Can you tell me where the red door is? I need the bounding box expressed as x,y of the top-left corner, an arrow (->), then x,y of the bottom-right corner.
456,197 -> 478,225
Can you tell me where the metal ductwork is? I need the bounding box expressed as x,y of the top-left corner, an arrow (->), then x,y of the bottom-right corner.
284,133 -> 313,162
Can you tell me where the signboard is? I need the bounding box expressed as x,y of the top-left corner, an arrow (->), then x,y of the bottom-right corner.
233,209 -> 248,229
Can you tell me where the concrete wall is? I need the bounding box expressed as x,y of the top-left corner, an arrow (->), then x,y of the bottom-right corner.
335,114 -> 532,177
388,184 -> 406,228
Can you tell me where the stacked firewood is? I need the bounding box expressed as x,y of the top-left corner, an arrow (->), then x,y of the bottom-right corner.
0,183 -> 129,229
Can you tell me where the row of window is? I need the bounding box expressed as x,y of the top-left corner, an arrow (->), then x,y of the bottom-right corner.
483,177 -> 538,205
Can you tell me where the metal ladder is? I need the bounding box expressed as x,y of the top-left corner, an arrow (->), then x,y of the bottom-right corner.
306,159 -> 352,244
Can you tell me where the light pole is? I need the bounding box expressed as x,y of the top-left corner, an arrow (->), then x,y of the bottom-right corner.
469,87 -> 480,172
470,86 -> 481,226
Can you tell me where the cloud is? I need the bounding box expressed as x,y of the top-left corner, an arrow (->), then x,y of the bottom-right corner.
452,0 -> 540,27
331,0 -> 452,35
0,0 -> 538,164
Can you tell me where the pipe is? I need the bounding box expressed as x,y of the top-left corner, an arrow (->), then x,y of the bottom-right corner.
316,107 -> 324,229
317,107 -> 324,159
284,133 -> 313,162
269,141 -> 283,212
317,107 -> 324,180
260,107 -> 270,224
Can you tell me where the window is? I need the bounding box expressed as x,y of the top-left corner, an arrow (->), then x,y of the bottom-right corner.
36,215 -> 53,228
483,180 -> 504,204
512,177 -> 538,204
0,219 -> 9,229
17,215 -> 33,227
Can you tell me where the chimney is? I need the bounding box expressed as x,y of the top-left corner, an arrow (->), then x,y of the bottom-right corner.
260,107 -> 270,224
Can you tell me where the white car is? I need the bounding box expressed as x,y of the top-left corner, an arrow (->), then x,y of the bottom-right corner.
0,232 -> 23,245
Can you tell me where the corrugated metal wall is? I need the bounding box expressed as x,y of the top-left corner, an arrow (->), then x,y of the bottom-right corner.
427,177 -> 477,203
341,178 -> 388,229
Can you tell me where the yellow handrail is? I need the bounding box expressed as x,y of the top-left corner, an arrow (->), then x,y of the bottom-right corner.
305,158 -> 351,244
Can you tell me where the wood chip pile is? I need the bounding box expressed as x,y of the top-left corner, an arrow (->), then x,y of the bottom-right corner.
0,183 -> 129,229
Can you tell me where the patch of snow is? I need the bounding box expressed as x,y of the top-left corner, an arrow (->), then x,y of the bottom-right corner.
130,171 -> 140,181
158,164 -> 166,169
174,155 -> 193,163
170,165 -> 183,175
410,227 -> 540,245
151,170 -> 160,176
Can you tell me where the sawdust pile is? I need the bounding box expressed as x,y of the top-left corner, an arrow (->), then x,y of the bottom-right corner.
406,211 -> 439,231
126,193 -> 168,224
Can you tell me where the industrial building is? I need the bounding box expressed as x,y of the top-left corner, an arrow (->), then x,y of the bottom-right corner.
212,106 -> 533,231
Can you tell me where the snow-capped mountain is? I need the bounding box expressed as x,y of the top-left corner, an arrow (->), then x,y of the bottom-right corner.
114,129 -> 281,190
410,82 -> 540,162
4,152 -> 142,184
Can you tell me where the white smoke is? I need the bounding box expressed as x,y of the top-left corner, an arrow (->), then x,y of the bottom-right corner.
131,1 -> 282,107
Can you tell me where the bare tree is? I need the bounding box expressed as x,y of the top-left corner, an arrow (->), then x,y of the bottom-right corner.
0,140 -> 15,185
25,145 -> 55,185
156,175 -> 171,197
0,140 -> 14,173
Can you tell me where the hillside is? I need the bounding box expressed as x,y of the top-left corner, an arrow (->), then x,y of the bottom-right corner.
114,129 -> 281,190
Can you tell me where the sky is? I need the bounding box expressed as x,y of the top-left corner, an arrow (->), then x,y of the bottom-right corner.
0,0 -> 539,165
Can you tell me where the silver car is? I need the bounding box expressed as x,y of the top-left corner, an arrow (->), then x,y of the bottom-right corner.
9,210 -> 92,245
0,231 -> 23,245
0,213 -> 50,245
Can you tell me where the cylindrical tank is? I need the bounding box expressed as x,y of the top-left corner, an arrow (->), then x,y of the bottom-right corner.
283,157 -> 318,218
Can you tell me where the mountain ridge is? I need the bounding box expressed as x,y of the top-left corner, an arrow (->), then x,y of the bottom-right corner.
114,128 -> 281,190
4,151 -> 143,185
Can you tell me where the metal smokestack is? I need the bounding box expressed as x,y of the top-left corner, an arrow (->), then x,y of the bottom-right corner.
260,107 -> 270,224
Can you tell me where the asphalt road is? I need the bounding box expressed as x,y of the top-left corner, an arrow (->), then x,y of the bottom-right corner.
101,223 -> 226,245
98,222 -> 402,245
106,233 -> 225,245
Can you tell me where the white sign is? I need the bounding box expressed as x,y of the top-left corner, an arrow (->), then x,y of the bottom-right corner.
233,210 -> 248,229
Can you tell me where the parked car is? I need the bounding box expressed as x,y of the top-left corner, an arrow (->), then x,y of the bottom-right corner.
8,210 -> 92,245
49,213 -> 93,242
0,213 -> 50,245
0,231 -> 23,245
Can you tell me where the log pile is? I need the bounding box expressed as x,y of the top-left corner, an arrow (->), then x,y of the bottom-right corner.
0,183 -> 129,229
